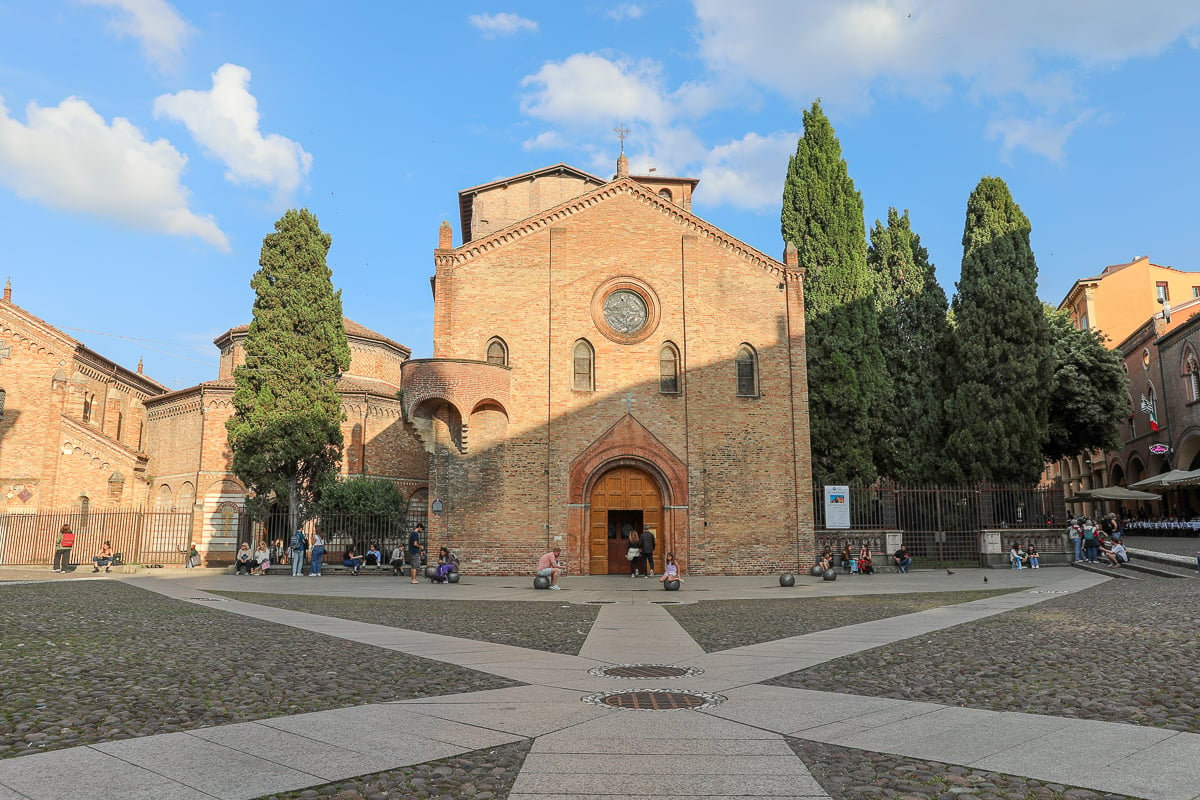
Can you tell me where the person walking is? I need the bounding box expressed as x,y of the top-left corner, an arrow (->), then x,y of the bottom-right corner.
625,527 -> 641,578
408,524 -> 425,584
639,526 -> 657,577
309,531 -> 326,576
290,529 -> 307,577
52,524 -> 75,572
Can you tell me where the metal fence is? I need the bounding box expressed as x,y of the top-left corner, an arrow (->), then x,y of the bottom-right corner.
812,482 -> 1067,565
0,509 -> 194,566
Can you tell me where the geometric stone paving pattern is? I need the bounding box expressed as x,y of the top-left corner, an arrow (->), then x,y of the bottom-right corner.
0,568 -> 1195,800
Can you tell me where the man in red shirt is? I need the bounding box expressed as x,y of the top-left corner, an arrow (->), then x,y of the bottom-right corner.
537,546 -> 562,590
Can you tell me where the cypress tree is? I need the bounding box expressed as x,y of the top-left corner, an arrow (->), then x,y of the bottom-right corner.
781,100 -> 888,485
227,209 -> 351,532
868,208 -> 951,483
944,178 -> 1051,485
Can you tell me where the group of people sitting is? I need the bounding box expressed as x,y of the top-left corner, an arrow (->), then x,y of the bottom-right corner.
234,541 -> 274,575
1008,542 -> 1042,569
1069,516 -> 1129,567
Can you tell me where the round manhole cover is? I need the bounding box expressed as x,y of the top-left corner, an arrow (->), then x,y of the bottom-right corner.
582,689 -> 724,711
589,664 -> 703,679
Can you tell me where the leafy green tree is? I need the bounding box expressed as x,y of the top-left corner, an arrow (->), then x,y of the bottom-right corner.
868,208 -> 951,483
781,100 -> 889,485
227,209 -> 351,532
314,476 -> 405,517
943,178 -> 1051,484
1043,307 -> 1128,461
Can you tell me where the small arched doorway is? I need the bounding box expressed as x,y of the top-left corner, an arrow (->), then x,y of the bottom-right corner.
588,465 -> 662,574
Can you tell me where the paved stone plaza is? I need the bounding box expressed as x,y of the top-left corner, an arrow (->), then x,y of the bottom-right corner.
1,542 -> 1198,799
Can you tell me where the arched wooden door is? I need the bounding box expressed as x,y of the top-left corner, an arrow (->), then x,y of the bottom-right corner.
588,466 -> 662,574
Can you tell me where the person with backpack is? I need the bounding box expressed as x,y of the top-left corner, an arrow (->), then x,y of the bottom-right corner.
290,529 -> 307,577
52,524 -> 75,572
1067,518 -> 1082,563
1082,518 -> 1101,563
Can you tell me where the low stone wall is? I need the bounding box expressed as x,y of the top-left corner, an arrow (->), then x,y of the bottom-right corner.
981,529 -> 1071,569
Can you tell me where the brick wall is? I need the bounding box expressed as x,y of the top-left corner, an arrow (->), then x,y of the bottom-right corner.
420,179 -> 815,574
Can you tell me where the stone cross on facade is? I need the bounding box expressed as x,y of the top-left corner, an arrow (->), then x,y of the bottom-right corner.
623,390 -> 635,414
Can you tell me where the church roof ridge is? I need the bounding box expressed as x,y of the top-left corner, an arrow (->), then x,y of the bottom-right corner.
216,317 -> 410,356
441,177 -> 792,279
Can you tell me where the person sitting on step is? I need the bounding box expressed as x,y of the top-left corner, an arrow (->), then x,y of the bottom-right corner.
92,541 -> 115,573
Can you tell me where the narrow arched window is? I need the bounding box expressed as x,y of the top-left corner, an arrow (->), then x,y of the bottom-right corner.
486,337 -> 508,366
82,394 -> 93,423
658,188 -> 673,202
573,340 -> 594,391
116,412 -> 123,443
736,345 -> 758,397
659,343 -> 680,394
1186,351 -> 1200,403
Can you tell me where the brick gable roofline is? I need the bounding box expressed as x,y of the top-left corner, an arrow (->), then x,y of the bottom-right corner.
1,294 -> 168,396
215,318 -> 411,359
440,177 -> 797,280
458,163 -> 607,245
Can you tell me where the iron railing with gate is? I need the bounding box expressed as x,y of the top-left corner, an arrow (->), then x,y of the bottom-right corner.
237,512 -> 415,561
0,509 -> 194,566
812,482 -> 1066,565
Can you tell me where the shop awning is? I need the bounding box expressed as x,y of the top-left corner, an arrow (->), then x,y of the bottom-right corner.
1074,486 -> 1161,501
1128,470 -> 1194,488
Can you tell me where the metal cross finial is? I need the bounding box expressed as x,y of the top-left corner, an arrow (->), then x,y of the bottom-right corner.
623,390 -> 635,414
614,124 -> 630,153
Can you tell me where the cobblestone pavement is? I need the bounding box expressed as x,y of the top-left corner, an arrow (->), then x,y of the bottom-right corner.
212,592 -> 600,655
255,739 -> 533,800
0,572 -> 1173,800
790,740 -> 1139,800
0,581 -> 515,760
768,575 -> 1200,734
665,589 -> 1021,652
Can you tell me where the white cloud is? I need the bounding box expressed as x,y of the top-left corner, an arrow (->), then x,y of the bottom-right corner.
987,112 -> 1093,163
468,12 -> 538,38
608,4 -> 644,21
698,131 -> 797,210
521,53 -> 672,128
82,0 -> 192,71
0,95 -> 227,249
154,64 -> 312,201
692,0 -> 1200,158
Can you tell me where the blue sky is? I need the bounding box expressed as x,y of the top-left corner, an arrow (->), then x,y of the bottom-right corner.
2,1 -> 1199,390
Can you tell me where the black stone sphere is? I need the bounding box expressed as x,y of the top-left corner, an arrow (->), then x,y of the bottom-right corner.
425,565 -> 439,579
810,565 -> 825,577
664,579 -> 681,591
822,568 -> 838,581
533,574 -> 551,590
446,572 -> 460,584
779,573 -> 796,587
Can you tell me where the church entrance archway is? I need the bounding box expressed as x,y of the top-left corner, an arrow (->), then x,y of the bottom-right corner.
588,466 -> 661,575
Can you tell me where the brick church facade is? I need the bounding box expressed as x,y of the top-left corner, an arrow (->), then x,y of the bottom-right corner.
0,156 -> 816,573
407,155 -> 816,575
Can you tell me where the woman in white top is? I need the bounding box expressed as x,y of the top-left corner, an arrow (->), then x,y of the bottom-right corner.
309,532 -> 326,576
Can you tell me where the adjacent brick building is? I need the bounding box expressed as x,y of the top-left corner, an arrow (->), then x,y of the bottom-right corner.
0,280 -> 160,516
